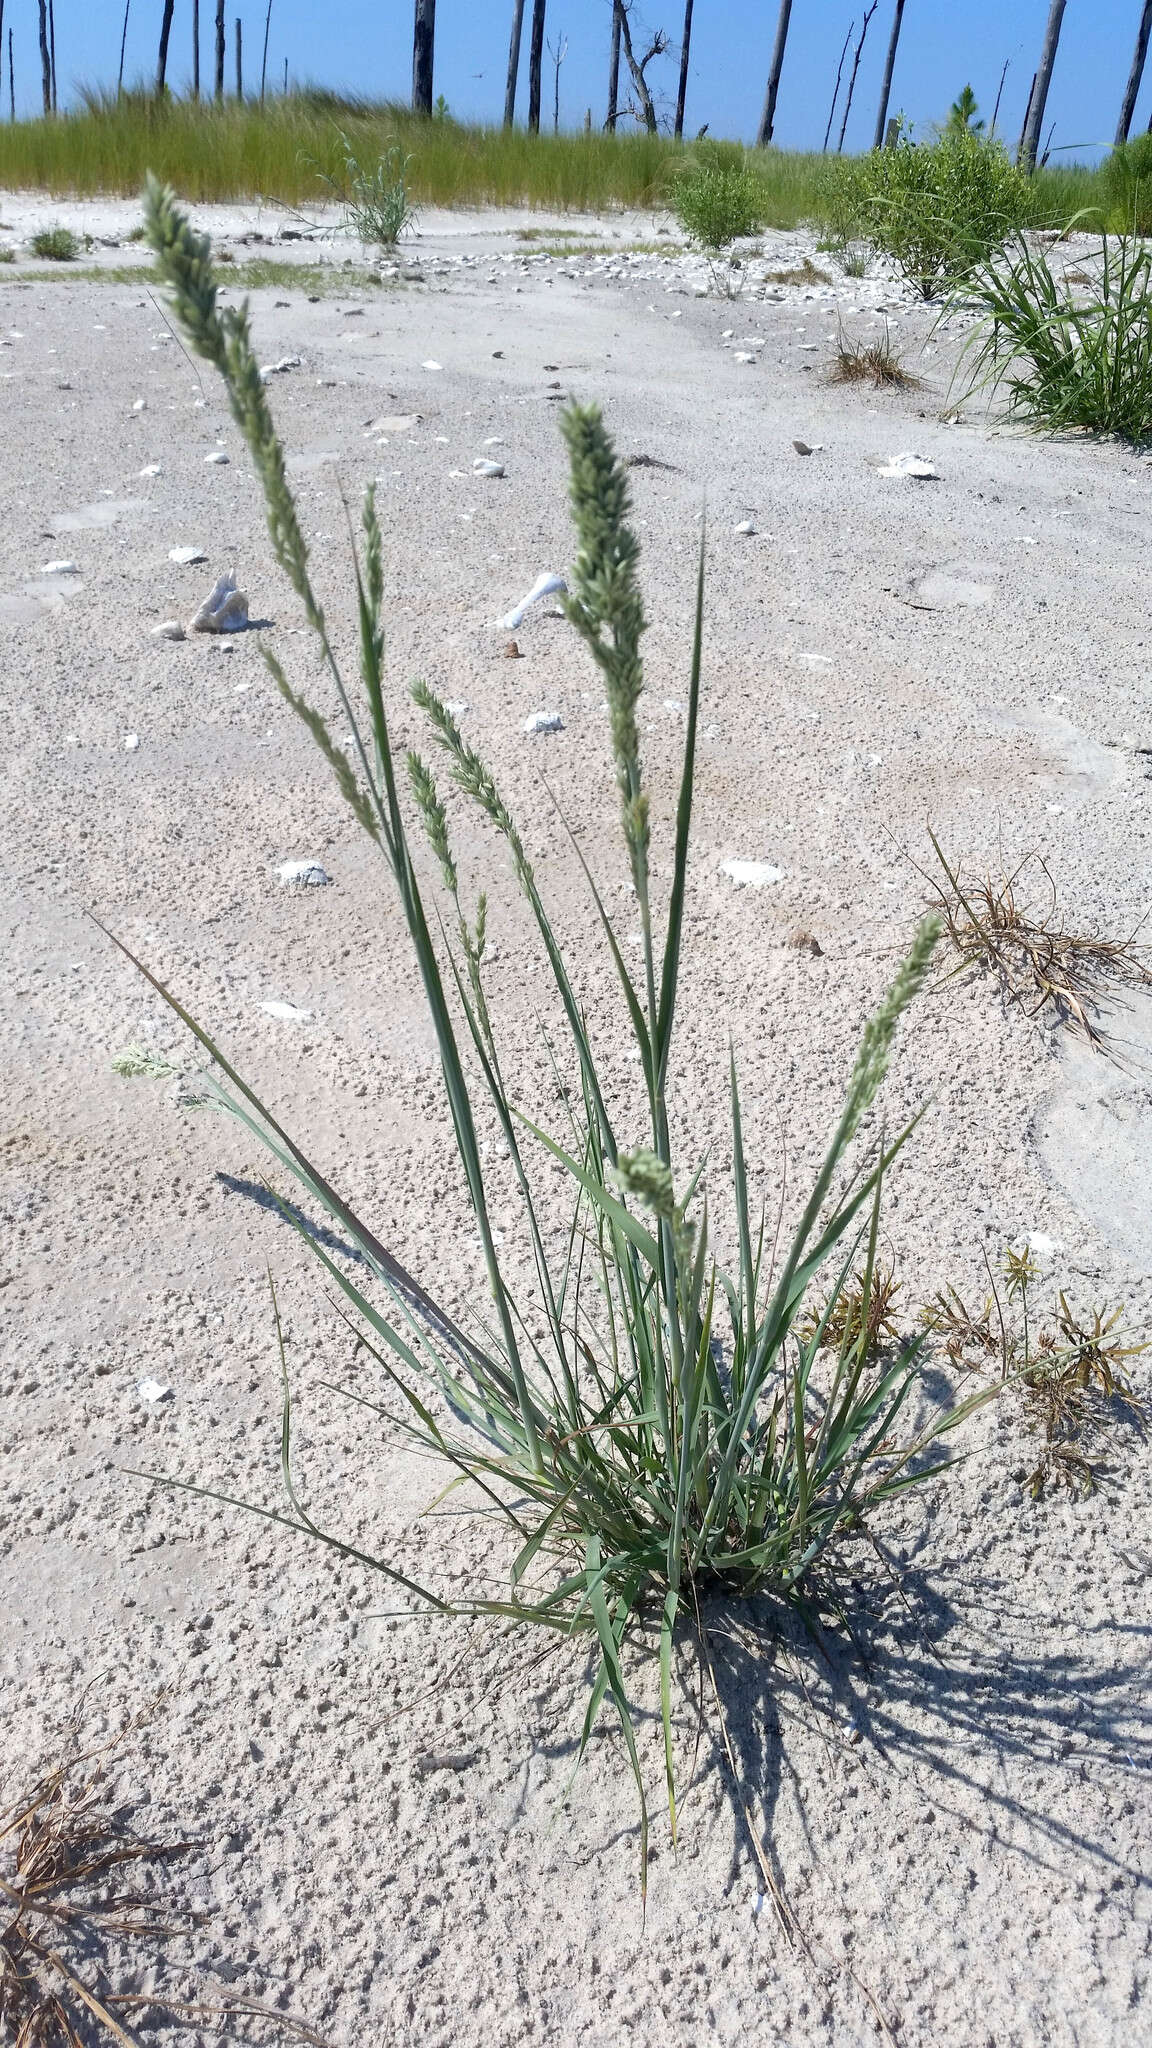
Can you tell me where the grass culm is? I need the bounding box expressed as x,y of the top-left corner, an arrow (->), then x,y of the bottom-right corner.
130,177 -> 991,1886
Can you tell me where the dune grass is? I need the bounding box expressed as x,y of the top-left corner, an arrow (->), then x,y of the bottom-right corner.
0,87 -> 1105,227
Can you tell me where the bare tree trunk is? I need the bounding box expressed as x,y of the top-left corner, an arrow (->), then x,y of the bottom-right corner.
412,0 -> 435,115
1116,0 -> 1152,145
260,0 -> 272,102
215,0 -> 225,95
0,5 -> 5,119
504,0 -> 526,125
674,0 -> 693,139
991,54 -> 1009,133
48,0 -> 56,110
823,18 -> 853,151
756,0 -> 793,147
872,0 -> 905,150
606,0 -> 621,128
8,25 -> 12,118
235,15 -> 242,98
527,0 -> 545,133
618,3 -> 664,134
837,1 -> 878,153
192,0 -> 200,96
156,0 -> 175,96
1019,0 -> 1066,171
118,0 -> 131,94
37,0 -> 50,115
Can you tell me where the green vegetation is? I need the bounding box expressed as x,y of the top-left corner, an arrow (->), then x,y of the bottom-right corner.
315,132 -> 416,245
1102,132 -> 1152,233
670,151 -> 765,249
29,224 -> 80,260
819,126 -> 1035,298
1,257 -> 394,293
953,229 -> 1152,447
131,177 -> 990,1882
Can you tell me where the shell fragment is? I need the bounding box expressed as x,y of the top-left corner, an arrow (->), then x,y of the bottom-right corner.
188,570 -> 248,634
502,571 -> 568,631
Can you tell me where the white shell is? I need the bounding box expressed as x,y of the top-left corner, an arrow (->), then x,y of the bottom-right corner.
131,397 -> 147,412
734,519 -> 757,536
138,463 -> 163,477
473,458 -> 505,477
502,570 -> 568,631
168,545 -> 207,565
188,570 -> 248,634
152,619 -> 186,640
123,733 -> 140,750
137,1376 -> 172,1402
523,712 -> 564,736
734,351 -> 757,364
278,859 -> 330,887
422,359 -> 443,371
260,999 -> 312,1020
876,451 -> 940,479
40,558 -> 79,575
260,354 -> 302,375
204,449 -> 230,465
722,859 -> 784,887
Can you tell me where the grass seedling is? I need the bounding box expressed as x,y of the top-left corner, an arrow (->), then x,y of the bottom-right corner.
922,831 -> 1151,1050
29,225 -> 79,260
953,225 -> 1152,443
830,318 -> 919,389
130,178 -> 992,1888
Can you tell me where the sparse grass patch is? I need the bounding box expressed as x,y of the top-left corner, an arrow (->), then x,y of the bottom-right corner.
129,177 -> 992,1885
315,132 -> 415,245
765,256 -> 831,286
953,227 -> 1152,443
923,832 -> 1151,1048
830,318 -> 919,388
29,225 -> 79,260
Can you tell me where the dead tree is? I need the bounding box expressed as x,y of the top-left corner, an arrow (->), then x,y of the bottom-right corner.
872,0 -> 905,151
504,0 -> 526,125
674,0 -> 693,139
156,0 -> 175,95
412,0 -> 436,116
528,0 -> 546,132
7,27 -> 12,117
991,55 -> 1010,134
823,18 -> 853,151
606,0 -> 622,128
548,26 -> 568,130
618,2 -> 667,135
235,14 -> 242,97
260,0 -> 272,102
37,0 -> 50,115
1019,0 -> 1066,171
215,0 -> 225,96
48,0 -> 56,109
193,0 -> 200,96
756,0 -> 793,147
837,1 -> 878,153
1116,0 -> 1152,145
118,1 -> 131,94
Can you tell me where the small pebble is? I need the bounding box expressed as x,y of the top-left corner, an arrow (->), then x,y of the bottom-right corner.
152,620 -> 186,640
168,545 -> 207,565
734,519 -> 757,536
523,712 -> 563,736
137,1376 -> 172,1403
277,859 -> 330,887
422,359 -> 443,370
138,463 -> 163,477
204,450 -> 230,465
793,439 -> 813,456
503,640 -> 522,659
260,999 -> 312,1020
131,397 -> 147,413
722,859 -> 784,887
123,733 -> 140,750
40,558 -> 79,575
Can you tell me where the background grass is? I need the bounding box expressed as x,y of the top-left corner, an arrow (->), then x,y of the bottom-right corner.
0,88 -> 1106,223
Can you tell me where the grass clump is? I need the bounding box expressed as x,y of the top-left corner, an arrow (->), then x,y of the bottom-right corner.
830,318 -> 919,388
29,224 -> 79,260
924,832 -> 1151,1049
133,176 -> 989,1883
316,131 -> 415,246
1102,132 -> 1152,234
820,127 -> 1034,299
764,255 -> 831,286
953,227 -> 1152,443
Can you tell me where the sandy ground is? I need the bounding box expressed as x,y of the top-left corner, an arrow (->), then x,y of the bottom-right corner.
2,196 -> 1152,2047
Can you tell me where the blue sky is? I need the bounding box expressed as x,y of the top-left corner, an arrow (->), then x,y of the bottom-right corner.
11,1 -> 1152,157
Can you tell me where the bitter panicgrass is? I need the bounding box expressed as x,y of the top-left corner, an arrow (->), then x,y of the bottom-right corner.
121,178 -> 991,1886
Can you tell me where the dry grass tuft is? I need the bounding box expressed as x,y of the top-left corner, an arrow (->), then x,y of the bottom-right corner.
0,1712 -> 325,2047
799,1262 -> 904,1361
764,255 -> 831,285
922,831 -> 1152,1050
830,319 -> 919,388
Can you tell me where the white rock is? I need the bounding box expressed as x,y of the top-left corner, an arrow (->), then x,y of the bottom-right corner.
137,1376 -> 172,1403
188,569 -> 248,633
40,559 -> 79,575
131,397 -> 147,413
138,463 -> 162,477
734,519 -> 757,536
168,545 -> 207,565
260,354 -> 302,376
502,570 -> 568,631
204,449 -> 230,465
722,859 -> 784,887
152,619 -> 186,640
278,859 -> 330,887
422,359 -> 443,371
734,351 -> 758,364
473,458 -> 505,477
482,435 -> 505,446
260,1000 -> 312,1020
124,733 -> 140,750
444,700 -> 470,716
876,451 -> 941,480
523,712 -> 564,736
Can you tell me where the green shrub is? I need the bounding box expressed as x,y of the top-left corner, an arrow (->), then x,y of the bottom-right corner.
671,152 -> 764,249
317,132 -> 415,245
1102,133 -> 1152,233
953,227 -> 1152,444
820,127 -> 1033,298
138,178 -> 988,1882
30,224 -> 79,260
